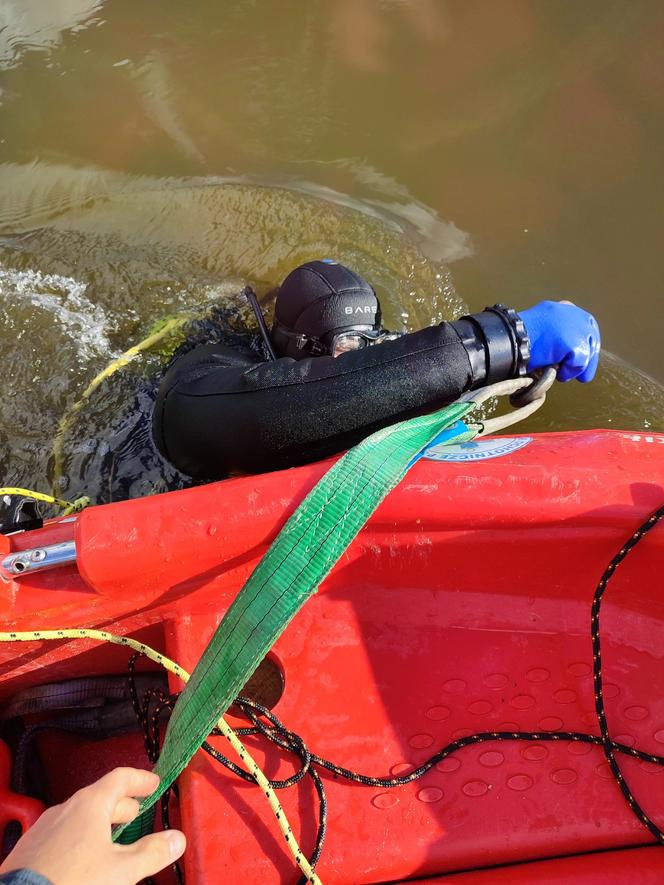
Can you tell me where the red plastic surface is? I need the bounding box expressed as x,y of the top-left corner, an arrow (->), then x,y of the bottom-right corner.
0,739 -> 45,844
2,430 -> 664,883
410,845 -> 664,883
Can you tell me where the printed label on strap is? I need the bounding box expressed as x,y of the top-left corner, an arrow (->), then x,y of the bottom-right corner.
423,436 -> 532,462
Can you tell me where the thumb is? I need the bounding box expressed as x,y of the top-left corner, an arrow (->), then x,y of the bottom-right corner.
117,829 -> 186,882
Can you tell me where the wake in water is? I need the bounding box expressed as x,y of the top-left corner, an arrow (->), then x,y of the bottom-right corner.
0,266 -> 113,360
0,262 -> 118,489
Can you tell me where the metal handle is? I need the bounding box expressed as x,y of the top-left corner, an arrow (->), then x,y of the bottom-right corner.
1,541 -> 77,581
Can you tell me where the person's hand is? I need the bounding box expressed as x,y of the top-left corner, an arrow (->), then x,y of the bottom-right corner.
520,300 -> 600,382
0,768 -> 185,885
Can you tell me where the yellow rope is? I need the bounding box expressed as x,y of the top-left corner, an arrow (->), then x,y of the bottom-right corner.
0,628 -> 322,885
52,316 -> 189,490
0,488 -> 90,518
3,321 -> 189,512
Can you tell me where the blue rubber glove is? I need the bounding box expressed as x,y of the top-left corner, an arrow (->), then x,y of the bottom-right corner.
520,301 -> 600,382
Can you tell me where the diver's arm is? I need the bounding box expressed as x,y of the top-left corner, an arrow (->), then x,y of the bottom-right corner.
153,311 -> 524,478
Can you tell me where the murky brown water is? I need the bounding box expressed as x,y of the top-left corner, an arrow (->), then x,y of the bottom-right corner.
1,0 -> 663,501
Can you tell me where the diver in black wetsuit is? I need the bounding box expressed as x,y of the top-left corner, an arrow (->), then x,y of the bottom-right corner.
153,259 -> 601,479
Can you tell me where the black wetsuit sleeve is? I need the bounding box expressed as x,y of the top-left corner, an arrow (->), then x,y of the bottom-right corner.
153,322 -> 474,479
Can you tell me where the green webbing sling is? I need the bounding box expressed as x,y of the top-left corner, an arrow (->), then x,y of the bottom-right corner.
116,401 -> 476,839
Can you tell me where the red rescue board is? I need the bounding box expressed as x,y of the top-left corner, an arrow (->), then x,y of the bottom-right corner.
2,430 -> 664,883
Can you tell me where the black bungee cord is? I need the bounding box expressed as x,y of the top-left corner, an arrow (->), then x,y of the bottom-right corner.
130,504 -> 664,884
127,662 -> 184,885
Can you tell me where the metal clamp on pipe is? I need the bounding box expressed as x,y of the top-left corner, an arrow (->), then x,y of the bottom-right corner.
0,541 -> 77,581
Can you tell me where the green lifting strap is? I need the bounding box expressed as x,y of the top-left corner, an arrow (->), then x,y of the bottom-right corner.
115,401 -> 476,840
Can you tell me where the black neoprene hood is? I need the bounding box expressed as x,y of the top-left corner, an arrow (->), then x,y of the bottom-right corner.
272,260 -> 382,358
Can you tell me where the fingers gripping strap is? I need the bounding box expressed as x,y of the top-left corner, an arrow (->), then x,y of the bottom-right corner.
0,630 -> 322,883
120,402 -> 475,833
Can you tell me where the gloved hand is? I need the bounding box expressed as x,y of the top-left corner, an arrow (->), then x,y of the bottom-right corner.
520,300 -> 600,382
